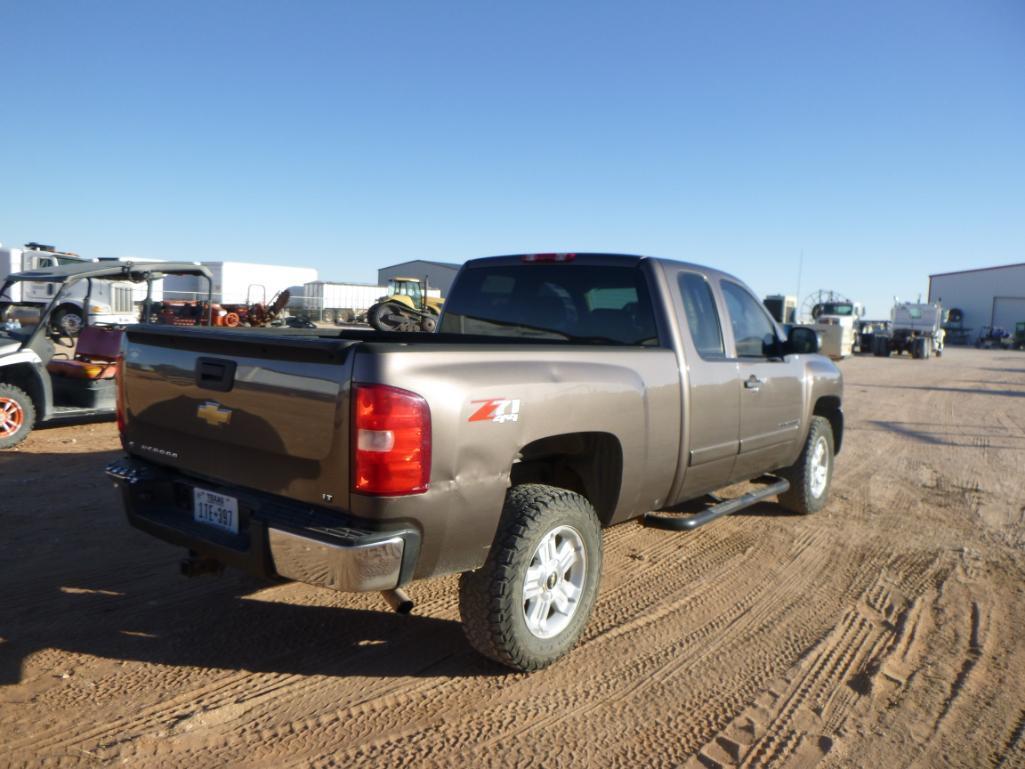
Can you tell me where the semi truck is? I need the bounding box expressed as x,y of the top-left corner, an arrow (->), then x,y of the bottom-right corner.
1,242 -> 160,334
810,299 -> 864,359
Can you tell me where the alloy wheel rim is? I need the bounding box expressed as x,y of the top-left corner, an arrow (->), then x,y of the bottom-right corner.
62,313 -> 83,336
522,525 -> 586,639
810,437 -> 829,498
0,397 -> 25,437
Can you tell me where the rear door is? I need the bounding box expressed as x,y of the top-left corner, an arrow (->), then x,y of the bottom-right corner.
667,269 -> 741,499
719,280 -> 804,481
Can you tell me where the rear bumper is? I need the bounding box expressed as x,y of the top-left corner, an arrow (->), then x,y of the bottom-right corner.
106,456 -> 420,592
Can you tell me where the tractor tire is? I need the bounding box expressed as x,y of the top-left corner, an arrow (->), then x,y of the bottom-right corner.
777,416 -> 835,515
0,384 -> 36,449
458,484 -> 603,671
421,313 -> 438,333
369,302 -> 417,332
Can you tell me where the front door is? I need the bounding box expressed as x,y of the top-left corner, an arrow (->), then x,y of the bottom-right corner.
719,280 -> 804,481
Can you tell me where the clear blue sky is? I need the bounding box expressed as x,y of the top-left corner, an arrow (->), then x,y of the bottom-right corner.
2,1 -> 1022,318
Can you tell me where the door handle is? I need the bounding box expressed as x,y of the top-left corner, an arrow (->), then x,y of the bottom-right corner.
744,375 -> 764,390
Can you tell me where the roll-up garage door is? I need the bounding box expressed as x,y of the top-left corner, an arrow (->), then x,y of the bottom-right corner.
992,296 -> 1025,330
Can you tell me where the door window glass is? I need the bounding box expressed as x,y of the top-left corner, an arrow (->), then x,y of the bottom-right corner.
677,273 -> 724,358
722,281 -> 778,358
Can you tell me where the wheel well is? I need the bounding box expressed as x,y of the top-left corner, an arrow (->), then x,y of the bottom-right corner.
54,302 -> 82,317
813,396 -> 843,454
509,432 -> 623,526
0,363 -> 45,414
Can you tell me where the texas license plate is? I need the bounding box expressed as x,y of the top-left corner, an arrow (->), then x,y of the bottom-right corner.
193,488 -> 239,534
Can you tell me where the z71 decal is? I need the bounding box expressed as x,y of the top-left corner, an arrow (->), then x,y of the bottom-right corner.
469,398 -> 521,423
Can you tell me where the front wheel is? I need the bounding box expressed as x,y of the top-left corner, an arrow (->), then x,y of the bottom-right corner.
52,306 -> 84,338
459,484 -> 603,671
777,416 -> 834,515
0,384 -> 36,449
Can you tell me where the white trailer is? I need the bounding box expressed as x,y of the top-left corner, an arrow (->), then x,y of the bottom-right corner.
162,261 -> 318,305
293,281 -> 442,323
294,281 -> 386,322
763,294 -> 797,324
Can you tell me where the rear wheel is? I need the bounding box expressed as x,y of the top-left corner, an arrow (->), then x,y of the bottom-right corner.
777,416 -> 834,515
459,484 -> 603,671
872,336 -> 890,357
0,384 -> 36,449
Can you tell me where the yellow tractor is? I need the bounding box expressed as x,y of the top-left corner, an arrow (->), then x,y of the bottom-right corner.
368,277 -> 444,332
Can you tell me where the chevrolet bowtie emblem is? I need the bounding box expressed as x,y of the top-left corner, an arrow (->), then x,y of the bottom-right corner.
197,401 -> 232,427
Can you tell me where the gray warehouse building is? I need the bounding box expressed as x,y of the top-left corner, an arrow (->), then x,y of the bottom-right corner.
378,260 -> 462,296
928,262 -> 1025,337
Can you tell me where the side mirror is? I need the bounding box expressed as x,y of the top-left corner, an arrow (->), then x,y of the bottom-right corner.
786,326 -> 820,355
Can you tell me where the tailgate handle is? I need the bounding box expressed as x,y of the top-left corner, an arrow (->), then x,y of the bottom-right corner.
195,357 -> 237,392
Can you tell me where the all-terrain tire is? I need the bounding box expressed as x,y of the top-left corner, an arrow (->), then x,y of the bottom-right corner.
777,416 -> 834,515
0,384 -> 36,449
458,484 -> 603,671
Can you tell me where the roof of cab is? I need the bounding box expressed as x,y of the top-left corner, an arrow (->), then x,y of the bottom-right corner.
460,252 -> 737,282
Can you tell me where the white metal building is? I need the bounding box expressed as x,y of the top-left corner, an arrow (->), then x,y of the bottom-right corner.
378,260 -> 462,296
928,262 -> 1025,335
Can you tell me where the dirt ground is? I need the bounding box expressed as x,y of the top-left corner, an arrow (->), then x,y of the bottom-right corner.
1,347 -> 1024,769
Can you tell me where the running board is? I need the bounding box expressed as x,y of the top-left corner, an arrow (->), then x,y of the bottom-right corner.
643,478 -> 790,531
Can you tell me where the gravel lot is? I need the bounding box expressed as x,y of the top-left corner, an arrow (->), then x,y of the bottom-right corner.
2,347 -> 1024,768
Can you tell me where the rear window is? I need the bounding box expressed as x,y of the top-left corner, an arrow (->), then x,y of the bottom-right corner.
440,265 -> 659,345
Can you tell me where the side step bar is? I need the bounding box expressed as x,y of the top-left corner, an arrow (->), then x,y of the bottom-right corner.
643,478 -> 790,531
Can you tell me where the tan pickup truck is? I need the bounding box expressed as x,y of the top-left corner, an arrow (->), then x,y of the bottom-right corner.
107,253 -> 843,670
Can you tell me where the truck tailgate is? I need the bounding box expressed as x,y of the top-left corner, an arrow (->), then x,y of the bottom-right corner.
121,327 -> 357,506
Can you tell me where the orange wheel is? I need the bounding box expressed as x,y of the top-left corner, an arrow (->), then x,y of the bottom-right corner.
0,396 -> 25,438
224,312 -> 241,327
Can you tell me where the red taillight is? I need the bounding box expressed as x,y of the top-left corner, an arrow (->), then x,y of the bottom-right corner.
352,384 -> 431,496
521,252 -> 576,263
115,353 -> 126,439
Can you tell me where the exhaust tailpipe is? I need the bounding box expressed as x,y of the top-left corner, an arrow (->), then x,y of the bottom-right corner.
382,588 -> 413,614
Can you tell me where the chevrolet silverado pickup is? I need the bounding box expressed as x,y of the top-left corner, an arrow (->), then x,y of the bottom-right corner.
107,253 -> 843,671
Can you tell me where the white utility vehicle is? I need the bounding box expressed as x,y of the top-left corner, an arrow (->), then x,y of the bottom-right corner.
872,300 -> 946,359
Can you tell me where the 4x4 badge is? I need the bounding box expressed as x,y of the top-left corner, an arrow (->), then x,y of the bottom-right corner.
197,401 -> 232,427
469,398 -> 520,423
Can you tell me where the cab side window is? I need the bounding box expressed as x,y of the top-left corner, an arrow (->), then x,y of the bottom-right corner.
678,273 -> 725,358
721,281 -> 778,358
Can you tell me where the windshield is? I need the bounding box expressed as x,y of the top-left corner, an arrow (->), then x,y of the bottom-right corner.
440,264 -> 659,345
